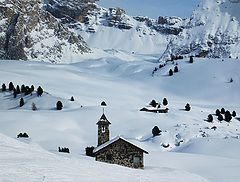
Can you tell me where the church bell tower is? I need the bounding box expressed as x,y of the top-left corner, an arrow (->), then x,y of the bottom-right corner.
96,113 -> 111,146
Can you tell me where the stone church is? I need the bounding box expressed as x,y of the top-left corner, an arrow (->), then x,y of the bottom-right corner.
93,113 -> 148,169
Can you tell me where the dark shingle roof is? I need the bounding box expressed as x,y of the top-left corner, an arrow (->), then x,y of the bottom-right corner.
96,114 -> 111,125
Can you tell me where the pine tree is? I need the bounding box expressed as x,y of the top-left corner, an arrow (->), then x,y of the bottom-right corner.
70,96 -> 75,101
37,86 -> 43,96
19,98 -> 24,107
2,83 -> 6,91
169,69 -> 173,76
220,108 -> 225,114
56,101 -> 63,110
215,109 -> 220,116
232,111 -> 237,117
31,85 -> 34,92
152,126 -> 161,136
218,114 -> 223,121
189,56 -> 194,63
163,98 -> 168,106
13,88 -> 17,98
16,85 -> 20,94
174,66 -> 179,73
225,111 -> 232,122
150,100 -> 157,107
207,114 -> 213,122
185,103 -> 191,111
32,102 -> 37,111
21,84 -> 26,93
9,82 -> 14,91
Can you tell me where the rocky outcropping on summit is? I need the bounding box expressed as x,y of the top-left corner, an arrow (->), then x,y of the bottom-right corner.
0,0 -> 92,63
161,0 -> 240,60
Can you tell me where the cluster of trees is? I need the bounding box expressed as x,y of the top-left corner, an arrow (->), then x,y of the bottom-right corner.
169,66 -> 179,76
149,98 -> 168,108
85,146 -> 95,157
207,108 -> 236,123
58,147 -> 70,153
17,132 -> 29,138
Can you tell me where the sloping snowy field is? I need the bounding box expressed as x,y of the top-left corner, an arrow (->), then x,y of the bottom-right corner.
0,57 -> 239,181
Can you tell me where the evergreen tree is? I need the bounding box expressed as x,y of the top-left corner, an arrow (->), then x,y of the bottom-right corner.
13,88 -> 17,98
163,98 -> 168,106
85,146 -> 95,157
232,111 -> 237,117
189,56 -> 194,63
16,85 -> 20,94
220,108 -> 225,114
56,101 -> 63,110
174,66 -> 179,73
21,84 -> 26,93
230,78 -> 233,83
32,102 -> 37,111
70,96 -> 75,101
31,85 -> 34,92
207,114 -> 213,122
37,86 -> 43,96
150,100 -> 157,107
9,82 -> 14,91
169,69 -> 173,76
2,83 -> 6,91
215,109 -> 220,116
225,111 -> 232,122
218,114 -> 223,121
19,98 -> 24,107
185,103 -> 191,111
152,126 -> 161,136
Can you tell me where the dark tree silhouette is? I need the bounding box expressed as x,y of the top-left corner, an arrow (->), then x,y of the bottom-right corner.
2,83 -> 6,91
21,84 -> 26,93
16,85 -> 20,94
19,98 -> 24,107
232,111 -> 236,117
9,82 -> 14,91
174,66 -> 179,73
13,88 -> 17,98
56,101 -> 63,110
31,85 -> 34,92
169,69 -> 173,76
163,98 -> 168,106
220,108 -> 225,114
225,111 -> 232,122
185,103 -> 191,111
150,100 -> 157,107
152,126 -> 161,136
207,114 -> 213,122
37,86 -> 43,96
215,109 -> 220,116
218,114 -> 223,121
70,96 -> 75,101
189,56 -> 194,63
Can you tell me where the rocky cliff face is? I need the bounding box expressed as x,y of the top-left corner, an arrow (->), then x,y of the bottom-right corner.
0,0 -> 92,63
161,0 -> 240,60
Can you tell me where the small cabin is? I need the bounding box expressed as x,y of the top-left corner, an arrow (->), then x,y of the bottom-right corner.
93,136 -> 148,168
93,113 -> 148,168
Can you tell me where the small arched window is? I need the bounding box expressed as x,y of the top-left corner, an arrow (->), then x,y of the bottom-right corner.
102,126 -> 105,133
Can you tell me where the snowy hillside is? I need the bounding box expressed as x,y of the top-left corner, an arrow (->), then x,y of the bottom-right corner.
0,57 -> 239,181
162,0 -> 240,60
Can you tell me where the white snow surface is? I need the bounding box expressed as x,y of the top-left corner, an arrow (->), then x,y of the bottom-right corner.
0,57 -> 239,181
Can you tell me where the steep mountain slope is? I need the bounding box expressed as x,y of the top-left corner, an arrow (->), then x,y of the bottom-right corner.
0,0 -> 91,63
161,0 -> 240,60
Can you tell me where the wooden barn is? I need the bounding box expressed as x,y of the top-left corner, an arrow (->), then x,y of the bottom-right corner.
93,113 -> 148,168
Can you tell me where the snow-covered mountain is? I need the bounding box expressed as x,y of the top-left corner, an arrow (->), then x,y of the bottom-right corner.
161,0 -> 240,60
0,0 -> 185,63
0,0 -> 91,63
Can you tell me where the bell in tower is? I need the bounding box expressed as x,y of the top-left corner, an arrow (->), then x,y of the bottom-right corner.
96,113 -> 111,146
96,101 -> 111,146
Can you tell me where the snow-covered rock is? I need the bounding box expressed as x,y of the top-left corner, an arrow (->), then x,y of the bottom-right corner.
161,0 -> 240,60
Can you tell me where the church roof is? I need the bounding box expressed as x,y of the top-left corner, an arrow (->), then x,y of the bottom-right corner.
93,136 -> 149,154
96,114 -> 111,125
